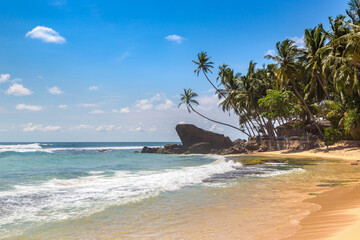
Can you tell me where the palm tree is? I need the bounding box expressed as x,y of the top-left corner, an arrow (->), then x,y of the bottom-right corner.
347,0 -> 360,24
265,39 -> 324,137
304,25 -> 330,99
193,52 -> 217,90
178,88 -> 249,134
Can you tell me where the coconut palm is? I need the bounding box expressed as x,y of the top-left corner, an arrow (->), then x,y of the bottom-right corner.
304,25 -> 330,100
265,39 -> 324,137
347,0 -> 360,24
192,52 -> 217,90
178,88 -> 249,134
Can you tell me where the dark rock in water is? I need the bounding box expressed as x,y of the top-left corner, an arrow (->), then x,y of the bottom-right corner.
141,146 -> 161,153
176,124 -> 233,149
97,149 -> 108,152
188,142 -> 212,154
164,144 -> 187,153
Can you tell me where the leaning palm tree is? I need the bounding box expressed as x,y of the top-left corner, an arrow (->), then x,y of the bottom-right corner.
193,52 -> 217,90
178,88 -> 248,134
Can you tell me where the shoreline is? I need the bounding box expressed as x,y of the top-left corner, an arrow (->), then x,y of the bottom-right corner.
284,183 -> 360,240
228,147 -> 360,240
228,145 -> 360,161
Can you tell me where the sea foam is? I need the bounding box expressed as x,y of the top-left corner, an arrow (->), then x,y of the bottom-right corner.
0,143 -> 149,153
0,157 -> 240,236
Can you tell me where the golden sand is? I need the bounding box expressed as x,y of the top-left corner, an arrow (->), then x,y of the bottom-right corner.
230,143 -> 360,240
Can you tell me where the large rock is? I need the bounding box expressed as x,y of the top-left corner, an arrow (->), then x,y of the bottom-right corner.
188,142 -> 212,154
164,143 -> 187,154
175,124 -> 233,149
141,146 -> 161,153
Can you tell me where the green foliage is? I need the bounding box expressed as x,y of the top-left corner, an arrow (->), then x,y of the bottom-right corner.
181,1 -> 360,141
258,89 -> 302,119
324,127 -> 342,146
343,108 -> 360,139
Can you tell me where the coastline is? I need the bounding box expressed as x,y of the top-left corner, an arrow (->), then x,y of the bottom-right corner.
230,144 -> 360,161
228,146 -> 360,240
284,183 -> 360,240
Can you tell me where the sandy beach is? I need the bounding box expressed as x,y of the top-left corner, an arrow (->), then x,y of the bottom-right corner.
232,143 -> 360,240
251,142 -> 360,162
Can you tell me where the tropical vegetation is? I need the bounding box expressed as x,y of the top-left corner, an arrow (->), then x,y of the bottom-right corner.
179,0 -> 360,142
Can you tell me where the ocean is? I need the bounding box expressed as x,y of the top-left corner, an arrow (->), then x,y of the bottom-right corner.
1,142 -> 356,239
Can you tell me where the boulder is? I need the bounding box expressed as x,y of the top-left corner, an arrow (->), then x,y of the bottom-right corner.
188,142 -> 212,154
141,146 -> 161,153
221,145 -> 247,155
175,124 -> 233,149
245,142 -> 260,151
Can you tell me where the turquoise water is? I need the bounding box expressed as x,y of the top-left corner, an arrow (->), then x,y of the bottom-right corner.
0,142 -> 302,239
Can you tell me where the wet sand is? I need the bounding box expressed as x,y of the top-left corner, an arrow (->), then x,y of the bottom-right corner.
285,184 -> 360,240
230,145 -> 360,240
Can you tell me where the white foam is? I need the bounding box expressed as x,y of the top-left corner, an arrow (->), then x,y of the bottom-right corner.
0,143 -> 153,153
0,143 -> 49,153
0,159 -> 241,235
250,167 -> 306,178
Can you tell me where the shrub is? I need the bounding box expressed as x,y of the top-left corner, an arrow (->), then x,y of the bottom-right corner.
324,127 -> 342,146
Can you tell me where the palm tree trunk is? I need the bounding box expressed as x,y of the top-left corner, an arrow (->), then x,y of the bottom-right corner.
189,105 -> 250,136
203,72 -> 251,136
316,73 -> 330,100
243,117 -> 255,137
243,120 -> 253,137
247,114 -> 260,136
290,80 -> 324,137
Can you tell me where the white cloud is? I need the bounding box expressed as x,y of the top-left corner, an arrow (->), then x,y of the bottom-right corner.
90,109 -> 104,114
120,107 -> 130,113
265,49 -> 275,56
23,123 -> 61,132
156,99 -> 174,111
6,83 -> 33,96
0,73 -> 10,83
89,85 -> 99,91
113,107 -> 131,113
16,104 -> 43,111
43,125 -> 62,132
96,125 -> 115,132
290,36 -> 305,48
23,123 -> 42,132
198,95 -> 219,106
73,124 -> 93,131
79,103 -> 97,107
165,34 -> 185,44
48,86 -> 63,95
135,99 -> 153,111
130,123 -> 157,132
26,26 -> 66,44
209,124 -> 224,133
58,104 -> 67,109
135,94 -> 174,112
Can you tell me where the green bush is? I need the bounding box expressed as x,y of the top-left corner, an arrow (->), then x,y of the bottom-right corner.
324,127 -> 342,146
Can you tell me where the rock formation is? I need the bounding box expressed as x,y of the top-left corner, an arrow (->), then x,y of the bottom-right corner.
175,124 -> 233,149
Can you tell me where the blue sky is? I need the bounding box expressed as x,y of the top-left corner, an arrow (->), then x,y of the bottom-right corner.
0,0 -> 348,141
